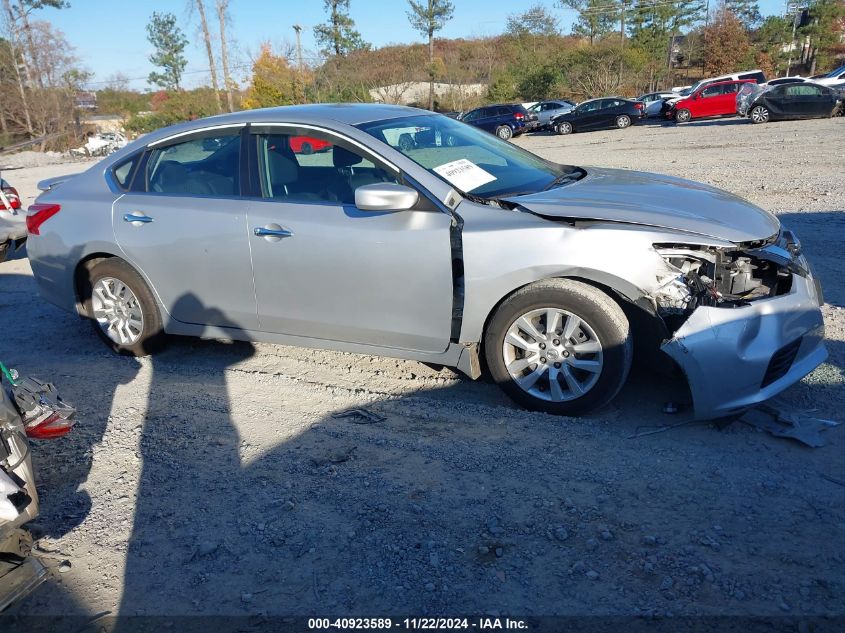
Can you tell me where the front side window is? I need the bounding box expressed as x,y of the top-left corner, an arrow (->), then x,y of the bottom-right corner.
255,130 -> 399,205
579,101 -> 600,113
700,85 -> 723,98
357,114 -> 576,199
146,133 -> 240,196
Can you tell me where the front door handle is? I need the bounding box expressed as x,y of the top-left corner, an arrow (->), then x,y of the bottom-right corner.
254,224 -> 293,241
123,212 -> 154,225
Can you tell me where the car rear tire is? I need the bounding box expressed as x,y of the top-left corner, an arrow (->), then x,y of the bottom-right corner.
557,122 -> 573,135
616,114 -> 632,128
675,108 -> 691,123
484,279 -> 633,416
82,258 -> 165,356
495,125 -> 513,140
750,105 -> 769,124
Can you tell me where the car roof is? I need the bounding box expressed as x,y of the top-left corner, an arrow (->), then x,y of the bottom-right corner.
134,103 -> 432,146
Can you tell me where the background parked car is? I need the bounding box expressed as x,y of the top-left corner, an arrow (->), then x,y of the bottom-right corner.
813,64 -> 845,87
665,69 -> 766,107
763,76 -> 812,87
636,91 -> 676,117
740,82 -> 841,123
527,100 -> 577,129
551,98 -> 645,134
0,178 -> 24,263
669,79 -> 755,122
459,104 -> 536,139
289,135 -> 332,155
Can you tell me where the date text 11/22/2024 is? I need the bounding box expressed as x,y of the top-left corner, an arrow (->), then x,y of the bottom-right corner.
308,617 -> 529,630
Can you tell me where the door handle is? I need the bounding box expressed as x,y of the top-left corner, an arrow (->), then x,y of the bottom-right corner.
123,212 -> 154,225
254,225 -> 293,239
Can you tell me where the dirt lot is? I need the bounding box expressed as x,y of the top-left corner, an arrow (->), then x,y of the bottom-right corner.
1,116 -> 844,626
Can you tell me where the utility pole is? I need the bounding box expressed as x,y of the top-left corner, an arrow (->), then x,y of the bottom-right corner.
292,24 -> 305,104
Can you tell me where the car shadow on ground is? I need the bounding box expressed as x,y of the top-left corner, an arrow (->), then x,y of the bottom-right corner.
3,226 -> 844,629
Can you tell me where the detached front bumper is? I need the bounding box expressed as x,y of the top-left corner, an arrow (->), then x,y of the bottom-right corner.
661,267 -> 826,420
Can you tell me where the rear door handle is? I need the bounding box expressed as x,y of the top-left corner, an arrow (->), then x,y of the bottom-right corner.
254,225 -> 293,241
123,212 -> 154,225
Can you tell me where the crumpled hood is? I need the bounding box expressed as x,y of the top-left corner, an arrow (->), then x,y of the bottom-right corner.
504,167 -> 780,243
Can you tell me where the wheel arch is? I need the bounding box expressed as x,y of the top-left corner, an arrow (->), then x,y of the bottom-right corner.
466,268 -> 648,346
73,251 -> 166,320
470,271 -> 670,377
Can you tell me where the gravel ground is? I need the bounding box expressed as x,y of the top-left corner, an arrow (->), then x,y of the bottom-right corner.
1,117 -> 844,625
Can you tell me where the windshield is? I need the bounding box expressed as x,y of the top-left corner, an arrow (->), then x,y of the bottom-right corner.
824,65 -> 845,78
356,114 -> 575,198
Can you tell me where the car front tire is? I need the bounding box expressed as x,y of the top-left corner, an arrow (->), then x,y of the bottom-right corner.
81,258 -> 165,356
557,122 -> 573,135
496,125 -> 513,140
675,109 -> 691,123
484,279 -> 633,416
750,105 -> 769,124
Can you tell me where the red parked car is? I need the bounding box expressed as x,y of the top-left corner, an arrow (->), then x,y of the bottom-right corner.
289,135 -> 332,154
669,79 -> 756,123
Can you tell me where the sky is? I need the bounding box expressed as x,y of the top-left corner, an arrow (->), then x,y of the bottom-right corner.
36,0 -> 788,91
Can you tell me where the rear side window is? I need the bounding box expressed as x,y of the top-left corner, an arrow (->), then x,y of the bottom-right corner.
786,85 -> 824,96
145,133 -> 241,196
496,107 -> 511,116
112,154 -> 139,190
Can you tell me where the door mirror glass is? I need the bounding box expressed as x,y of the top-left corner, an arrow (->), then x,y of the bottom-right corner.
355,183 -> 419,212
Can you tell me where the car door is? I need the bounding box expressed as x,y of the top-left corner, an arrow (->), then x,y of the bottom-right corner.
575,101 -> 602,129
112,128 -> 259,330
245,126 -> 454,353
718,82 -> 742,115
790,84 -> 834,117
695,84 -> 722,117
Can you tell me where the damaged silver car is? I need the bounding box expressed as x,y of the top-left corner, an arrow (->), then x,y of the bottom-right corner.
1,367 -> 75,610
26,105 -> 826,418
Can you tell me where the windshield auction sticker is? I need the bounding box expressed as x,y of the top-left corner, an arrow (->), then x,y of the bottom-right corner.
433,159 -> 496,192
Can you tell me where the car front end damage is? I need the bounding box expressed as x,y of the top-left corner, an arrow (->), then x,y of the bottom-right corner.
650,230 -> 826,419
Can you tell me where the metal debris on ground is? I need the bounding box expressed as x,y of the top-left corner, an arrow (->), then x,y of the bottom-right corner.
331,408 -> 386,424
740,402 -> 840,448
628,418 -> 698,439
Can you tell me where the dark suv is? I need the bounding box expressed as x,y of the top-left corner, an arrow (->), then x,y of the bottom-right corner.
458,104 -> 537,139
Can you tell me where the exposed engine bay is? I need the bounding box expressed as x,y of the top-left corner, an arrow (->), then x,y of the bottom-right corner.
652,230 -> 802,333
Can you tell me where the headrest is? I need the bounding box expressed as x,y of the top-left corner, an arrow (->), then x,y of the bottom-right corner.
333,145 -> 363,168
268,151 -> 298,186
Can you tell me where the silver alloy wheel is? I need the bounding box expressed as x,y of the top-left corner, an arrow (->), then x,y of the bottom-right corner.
617,115 -> 631,128
502,307 -> 603,402
497,126 -> 513,140
676,109 -> 691,123
750,105 -> 769,123
558,122 -> 572,135
91,277 -> 144,345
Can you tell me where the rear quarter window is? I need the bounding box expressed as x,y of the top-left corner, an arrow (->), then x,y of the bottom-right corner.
111,154 -> 140,190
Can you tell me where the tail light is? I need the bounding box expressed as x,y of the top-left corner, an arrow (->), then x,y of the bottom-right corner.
514,112 -> 525,120
25,412 -> 76,439
26,203 -> 61,235
0,185 -> 21,210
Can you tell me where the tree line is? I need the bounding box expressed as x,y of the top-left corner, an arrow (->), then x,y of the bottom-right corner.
0,0 -> 843,146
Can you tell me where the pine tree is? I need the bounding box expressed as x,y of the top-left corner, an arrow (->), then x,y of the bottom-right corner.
559,0 -> 619,44
407,0 -> 455,110
314,0 -> 369,58
146,12 -> 188,91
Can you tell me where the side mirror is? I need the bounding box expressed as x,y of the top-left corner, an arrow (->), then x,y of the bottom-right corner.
355,183 -> 419,212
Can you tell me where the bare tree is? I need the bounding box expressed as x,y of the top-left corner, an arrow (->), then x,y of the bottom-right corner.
1,0 -> 33,134
216,0 -> 235,111
193,0 -> 223,112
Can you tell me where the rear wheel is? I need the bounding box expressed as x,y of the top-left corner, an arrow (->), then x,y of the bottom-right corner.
496,125 -> 513,140
484,279 -> 633,416
750,105 -> 769,124
557,121 -> 573,135
675,108 -> 691,123
82,258 -> 165,356
616,114 -> 632,128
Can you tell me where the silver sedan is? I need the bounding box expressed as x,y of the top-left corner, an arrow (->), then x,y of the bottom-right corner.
26,104 -> 826,418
